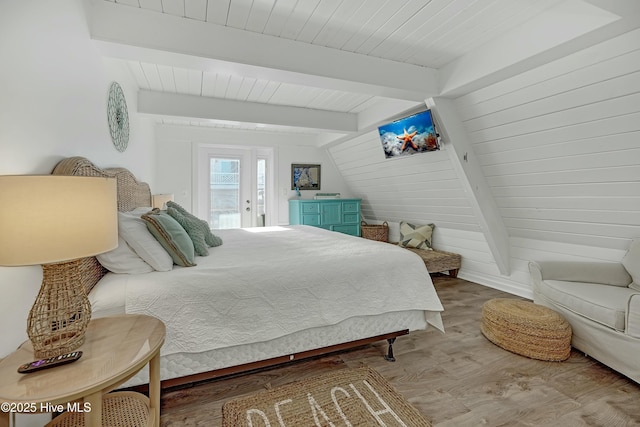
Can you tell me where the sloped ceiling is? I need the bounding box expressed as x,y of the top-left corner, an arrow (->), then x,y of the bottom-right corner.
87,0 -> 627,144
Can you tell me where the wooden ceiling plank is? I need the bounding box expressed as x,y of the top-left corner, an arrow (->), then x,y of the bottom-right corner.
296,0 -> 346,44
156,64 -> 177,92
383,0 -> 452,64
172,67 -> 190,93
255,81 -> 281,104
140,62 -> 163,90
425,0 -> 560,67
127,61 -> 151,89
311,1 -> 364,48
185,0 -> 207,21
226,0 -> 254,29
279,0 -> 322,40
224,74 -> 245,99
245,79 -> 270,103
340,0 -> 402,53
367,0 -> 454,61
245,0 -> 277,33
206,0 -> 230,25
354,0 -> 429,56
200,71 -> 217,97
262,0 -> 298,37
186,68 -> 202,95
236,77 -> 257,101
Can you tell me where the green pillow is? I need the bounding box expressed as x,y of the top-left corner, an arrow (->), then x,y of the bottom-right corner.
398,221 -> 434,250
167,207 -> 210,256
167,201 -> 223,249
142,210 -> 196,267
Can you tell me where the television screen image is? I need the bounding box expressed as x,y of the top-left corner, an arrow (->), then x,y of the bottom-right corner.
378,109 -> 439,158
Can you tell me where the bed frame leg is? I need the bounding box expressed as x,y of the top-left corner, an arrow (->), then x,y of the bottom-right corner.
384,338 -> 396,362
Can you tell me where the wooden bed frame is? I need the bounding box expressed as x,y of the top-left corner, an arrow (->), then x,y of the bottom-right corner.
51,157 -> 409,390
156,331 -> 407,390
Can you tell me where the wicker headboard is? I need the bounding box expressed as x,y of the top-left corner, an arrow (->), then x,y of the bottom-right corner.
52,157 -> 152,211
51,157 -> 152,293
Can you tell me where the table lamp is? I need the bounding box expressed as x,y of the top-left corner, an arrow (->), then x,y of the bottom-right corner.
152,193 -> 174,210
0,175 -> 117,358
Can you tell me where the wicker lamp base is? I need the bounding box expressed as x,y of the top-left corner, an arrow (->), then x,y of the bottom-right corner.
28,259 -> 91,358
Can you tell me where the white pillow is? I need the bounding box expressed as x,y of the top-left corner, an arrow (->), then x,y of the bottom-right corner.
118,211 -> 173,272
96,236 -> 154,274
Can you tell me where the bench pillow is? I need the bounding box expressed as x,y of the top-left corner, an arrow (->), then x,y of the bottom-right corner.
398,221 -> 434,250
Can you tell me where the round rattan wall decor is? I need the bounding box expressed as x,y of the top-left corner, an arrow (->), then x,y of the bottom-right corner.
107,81 -> 129,152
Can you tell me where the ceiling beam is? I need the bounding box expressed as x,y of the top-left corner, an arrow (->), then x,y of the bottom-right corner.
138,90 -> 358,133
583,0 -> 640,15
439,0 -> 639,97
87,0 -> 438,102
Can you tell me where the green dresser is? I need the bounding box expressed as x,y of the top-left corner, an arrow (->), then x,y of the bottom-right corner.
289,199 -> 361,236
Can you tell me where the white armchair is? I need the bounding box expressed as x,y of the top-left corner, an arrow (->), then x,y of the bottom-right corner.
529,239 -> 640,384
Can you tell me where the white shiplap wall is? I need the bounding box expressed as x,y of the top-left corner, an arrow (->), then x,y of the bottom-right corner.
456,27 -> 640,252
328,131 -> 479,232
327,131 -> 516,294
329,27 -> 640,298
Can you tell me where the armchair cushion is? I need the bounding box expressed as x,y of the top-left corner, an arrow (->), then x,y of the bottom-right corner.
533,261 -> 631,287
622,239 -> 640,291
543,280 -> 635,331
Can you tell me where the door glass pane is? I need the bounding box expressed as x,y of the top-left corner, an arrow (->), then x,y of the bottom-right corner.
210,158 -> 240,229
256,159 -> 266,227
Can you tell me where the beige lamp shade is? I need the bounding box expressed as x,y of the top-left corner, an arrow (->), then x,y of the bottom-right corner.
0,175 -> 118,357
0,175 -> 118,266
152,193 -> 174,210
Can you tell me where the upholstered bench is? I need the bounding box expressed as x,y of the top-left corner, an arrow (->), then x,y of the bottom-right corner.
389,243 -> 461,277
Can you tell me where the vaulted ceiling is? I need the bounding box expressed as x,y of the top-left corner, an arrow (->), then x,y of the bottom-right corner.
88,0 -> 630,144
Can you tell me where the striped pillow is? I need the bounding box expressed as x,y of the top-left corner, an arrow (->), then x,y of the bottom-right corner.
142,210 -> 196,267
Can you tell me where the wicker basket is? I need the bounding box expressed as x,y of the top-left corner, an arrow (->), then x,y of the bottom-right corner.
361,221 -> 389,242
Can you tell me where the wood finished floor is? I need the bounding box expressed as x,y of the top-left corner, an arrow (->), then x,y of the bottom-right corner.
160,276 -> 640,426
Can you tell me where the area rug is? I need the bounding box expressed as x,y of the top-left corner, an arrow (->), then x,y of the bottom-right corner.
222,366 -> 431,426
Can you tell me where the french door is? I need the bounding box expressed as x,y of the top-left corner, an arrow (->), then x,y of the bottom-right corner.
197,146 -> 273,229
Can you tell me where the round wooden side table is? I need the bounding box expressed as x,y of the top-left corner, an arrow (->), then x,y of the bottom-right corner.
0,314 -> 165,427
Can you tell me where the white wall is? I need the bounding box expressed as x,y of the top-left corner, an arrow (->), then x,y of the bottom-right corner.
329,27 -> 640,298
156,125 -> 354,226
454,26 -> 640,293
327,133 -> 524,294
0,0 -> 155,373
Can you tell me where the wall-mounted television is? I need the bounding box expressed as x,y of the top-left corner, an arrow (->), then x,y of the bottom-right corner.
378,109 -> 439,159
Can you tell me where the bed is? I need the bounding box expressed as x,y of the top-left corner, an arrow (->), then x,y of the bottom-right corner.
52,157 -> 444,389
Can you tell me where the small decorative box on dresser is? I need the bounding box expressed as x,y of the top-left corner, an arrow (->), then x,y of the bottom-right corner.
289,199 -> 361,236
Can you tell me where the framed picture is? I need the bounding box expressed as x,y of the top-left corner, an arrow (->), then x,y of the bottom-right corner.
291,164 -> 321,190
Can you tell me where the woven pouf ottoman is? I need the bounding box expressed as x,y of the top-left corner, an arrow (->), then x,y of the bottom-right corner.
481,298 -> 572,361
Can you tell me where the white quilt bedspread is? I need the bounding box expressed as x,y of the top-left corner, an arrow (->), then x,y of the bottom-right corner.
122,225 -> 444,356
